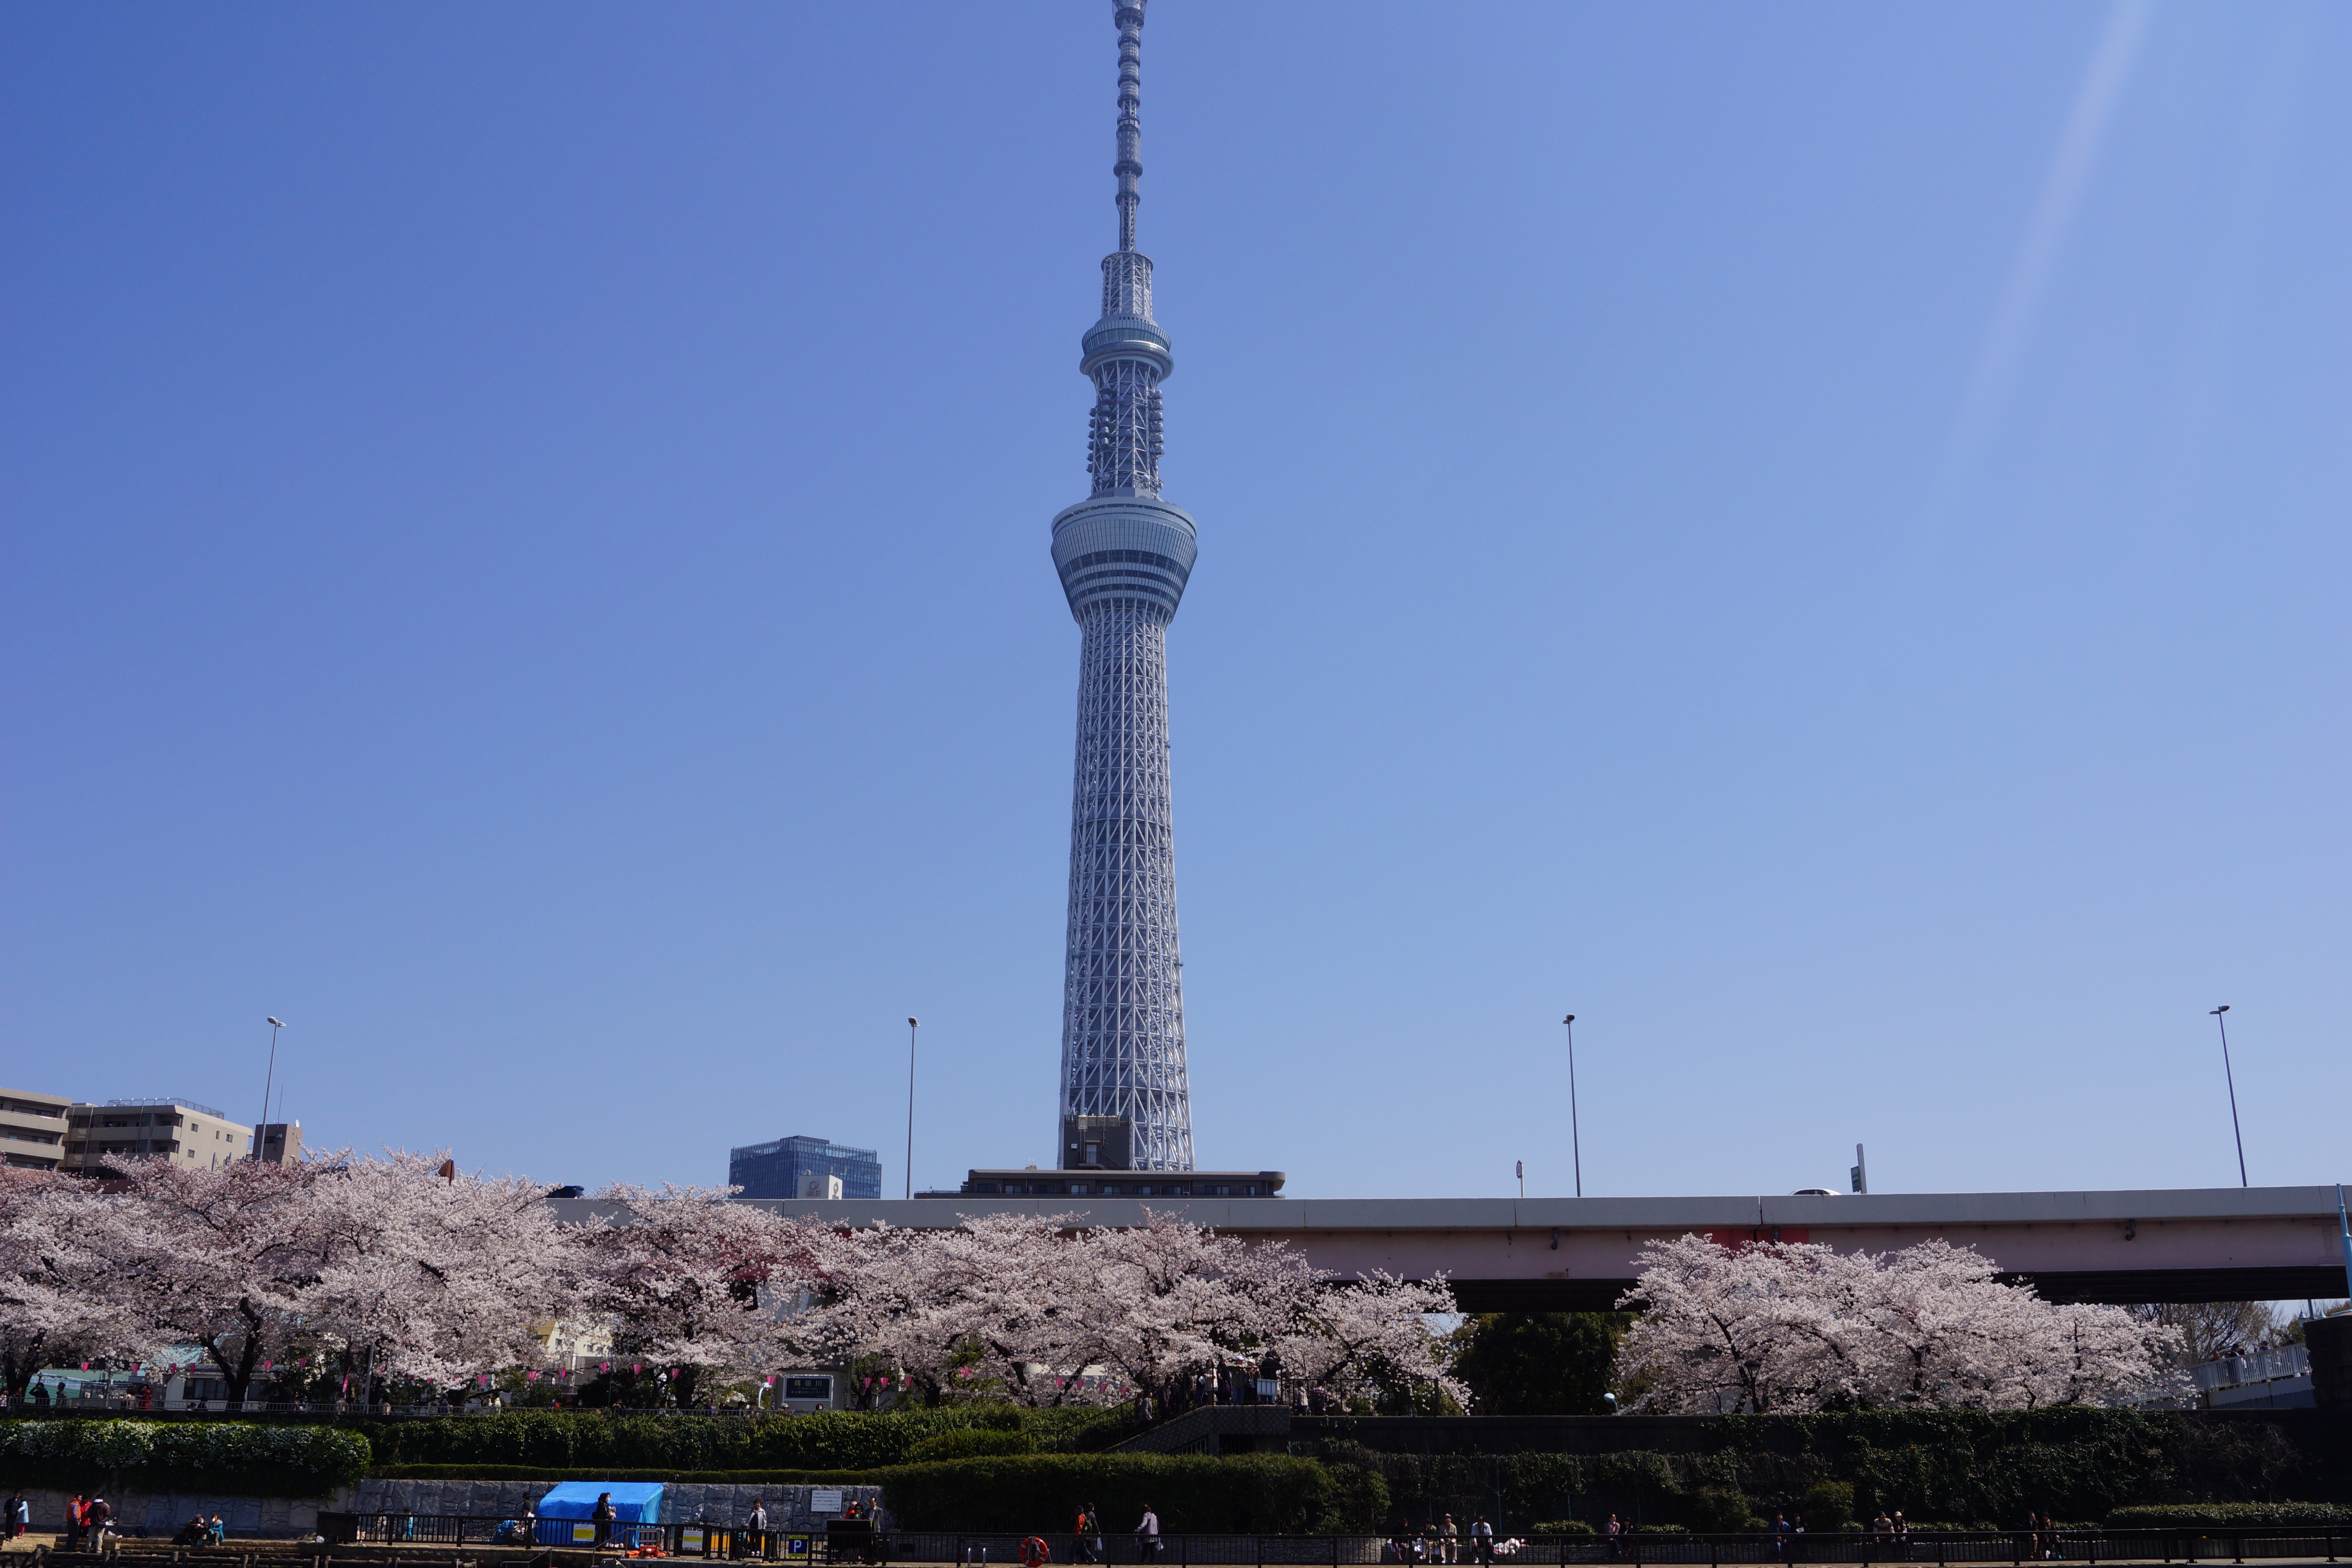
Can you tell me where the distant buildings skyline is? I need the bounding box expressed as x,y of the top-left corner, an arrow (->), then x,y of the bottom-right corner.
729,1133 -> 882,1201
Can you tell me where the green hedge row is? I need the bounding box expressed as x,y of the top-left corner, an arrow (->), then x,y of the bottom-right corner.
0,1421 -> 368,1495
373,1465 -> 881,1484
1319,1409 -> 2352,1532
357,1407 -> 1127,1474
2106,1505 -> 2352,1529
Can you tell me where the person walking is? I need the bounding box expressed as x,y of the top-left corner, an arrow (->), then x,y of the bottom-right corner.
592,1492 -> 617,1550
1136,1504 -> 1161,1563
7,1493 -> 28,1539
1074,1504 -> 1101,1564
741,1497 -> 768,1559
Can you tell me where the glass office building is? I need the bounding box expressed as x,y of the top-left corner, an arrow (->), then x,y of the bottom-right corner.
728,1134 -> 883,1200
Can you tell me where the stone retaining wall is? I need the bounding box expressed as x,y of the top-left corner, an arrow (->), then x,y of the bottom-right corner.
6,1486 -> 356,1539
351,1481 -> 884,1532
4,1481 -> 886,1540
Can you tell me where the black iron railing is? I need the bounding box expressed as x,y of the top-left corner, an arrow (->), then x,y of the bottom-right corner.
307,1521 -> 2345,1566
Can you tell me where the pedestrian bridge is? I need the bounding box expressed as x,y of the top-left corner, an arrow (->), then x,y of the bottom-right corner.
720,1184 -> 2352,1310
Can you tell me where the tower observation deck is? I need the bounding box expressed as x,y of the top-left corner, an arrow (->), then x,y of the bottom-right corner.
1052,0 -> 1196,1173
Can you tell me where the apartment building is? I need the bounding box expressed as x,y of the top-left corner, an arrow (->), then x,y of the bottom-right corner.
256,1122 -> 305,1163
64,1099 -> 252,1172
0,1086 -> 71,1171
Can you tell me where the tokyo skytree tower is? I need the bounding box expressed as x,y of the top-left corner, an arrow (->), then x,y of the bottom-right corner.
1052,0 -> 1196,1173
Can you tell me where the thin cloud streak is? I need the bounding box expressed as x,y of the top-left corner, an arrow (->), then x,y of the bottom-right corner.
1925,0 -> 2154,528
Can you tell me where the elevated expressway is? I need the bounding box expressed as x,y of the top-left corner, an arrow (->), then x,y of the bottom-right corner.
714,1185 -> 2352,1311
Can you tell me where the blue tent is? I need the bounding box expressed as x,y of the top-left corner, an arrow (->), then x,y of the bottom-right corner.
538,1482 -> 665,1524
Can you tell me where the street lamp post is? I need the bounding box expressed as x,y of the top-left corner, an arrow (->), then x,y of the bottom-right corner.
2211,1005 -> 2247,1188
254,1017 -> 285,1161
1562,1014 -> 1583,1198
904,1016 -> 919,1200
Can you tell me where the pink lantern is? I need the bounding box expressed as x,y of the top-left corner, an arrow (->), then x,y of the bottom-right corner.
527,1370 -> 540,1382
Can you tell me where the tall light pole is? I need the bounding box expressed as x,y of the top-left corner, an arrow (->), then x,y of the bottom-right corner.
904,1016 -> 919,1200
2211,1005 -> 2247,1187
1562,1014 -> 1583,1198
254,1017 -> 285,1161
2336,1185 -> 2351,1305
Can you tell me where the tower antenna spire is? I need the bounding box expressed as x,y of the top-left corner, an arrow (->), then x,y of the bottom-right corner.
1114,2 -> 1145,251
1047,0 -> 1197,1175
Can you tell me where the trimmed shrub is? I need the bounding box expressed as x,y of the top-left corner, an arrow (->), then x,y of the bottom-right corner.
2106,1505 -> 2352,1529
1799,1481 -> 1855,1532
0,1421 -> 368,1495
357,1406 -> 1127,1474
370,1465 -> 882,1483
1686,1489 -> 1756,1533
1529,1522 -> 1596,1536
1321,1409 -> 2352,1528
909,1428 -> 1040,1462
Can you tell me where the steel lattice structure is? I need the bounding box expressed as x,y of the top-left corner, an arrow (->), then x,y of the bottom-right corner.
1051,0 -> 1197,1172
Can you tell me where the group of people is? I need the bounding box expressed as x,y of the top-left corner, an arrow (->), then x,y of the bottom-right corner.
176,1513 -> 230,1546
1,1380 -> 167,1413
1065,1501 -> 1161,1563
55,1494 -> 118,1551
1129,1355 -> 1304,1430
1389,1513 -> 1498,1564
2022,1512 -> 2067,1560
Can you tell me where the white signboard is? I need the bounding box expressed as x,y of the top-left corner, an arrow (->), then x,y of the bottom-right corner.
810,1491 -> 844,1516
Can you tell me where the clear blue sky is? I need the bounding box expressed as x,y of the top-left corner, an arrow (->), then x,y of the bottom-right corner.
5,3 -> 2346,1202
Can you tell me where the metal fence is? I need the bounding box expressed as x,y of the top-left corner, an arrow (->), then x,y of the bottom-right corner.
882,1535 -> 2346,1568
5,1398 -> 788,1419
311,1521 -> 2347,1566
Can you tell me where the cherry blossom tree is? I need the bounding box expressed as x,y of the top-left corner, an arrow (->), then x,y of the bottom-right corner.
1041,1208 -> 1327,1410
0,1169 -> 151,1399
818,1213 -> 1084,1405
90,1155 -> 332,1404
576,1183 -> 837,1405
298,1151 -> 578,1394
56,1152 -> 586,1403
1615,1234 -> 2181,1413
1276,1270 -> 1467,1411
1613,1234 -> 1856,1413
801,1210 -> 1460,1414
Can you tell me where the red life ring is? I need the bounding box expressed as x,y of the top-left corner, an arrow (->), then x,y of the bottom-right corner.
1020,1538 -> 1051,1568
